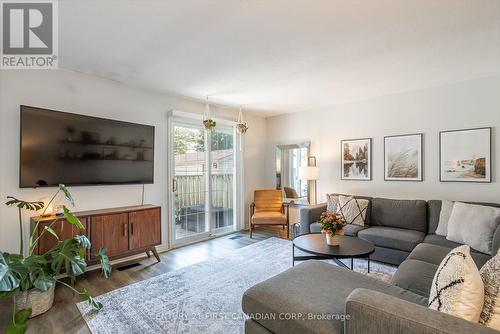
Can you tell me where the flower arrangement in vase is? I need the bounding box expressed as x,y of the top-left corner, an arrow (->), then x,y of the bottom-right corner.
318,211 -> 346,246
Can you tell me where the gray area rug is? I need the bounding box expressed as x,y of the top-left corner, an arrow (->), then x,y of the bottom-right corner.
78,237 -> 396,334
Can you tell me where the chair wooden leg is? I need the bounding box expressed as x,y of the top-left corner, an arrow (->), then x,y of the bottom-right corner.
250,224 -> 253,239
286,224 -> 290,239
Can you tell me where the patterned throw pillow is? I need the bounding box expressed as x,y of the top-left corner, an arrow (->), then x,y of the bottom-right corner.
326,194 -> 339,213
337,195 -> 368,226
428,245 -> 484,322
480,250 -> 500,329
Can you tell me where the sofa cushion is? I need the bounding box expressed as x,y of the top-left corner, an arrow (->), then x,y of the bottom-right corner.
326,194 -> 339,213
309,223 -> 368,236
328,193 -> 373,224
427,200 -> 442,234
436,200 -> 454,236
371,198 -> 427,233
242,261 -> 427,334
370,246 -> 410,266
409,242 -> 490,268
337,195 -> 369,226
447,202 -> 500,255
392,259 -> 438,297
480,250 -> 500,329
428,245 -> 484,323
423,233 -> 462,249
252,212 -> 287,225
358,226 -> 425,252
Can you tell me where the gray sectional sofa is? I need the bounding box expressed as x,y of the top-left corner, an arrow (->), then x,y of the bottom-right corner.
242,196 -> 500,334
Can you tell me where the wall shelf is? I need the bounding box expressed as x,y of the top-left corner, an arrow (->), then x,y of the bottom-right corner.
59,140 -> 153,150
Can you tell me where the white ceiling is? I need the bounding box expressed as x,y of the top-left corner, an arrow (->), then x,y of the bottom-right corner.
60,0 -> 500,116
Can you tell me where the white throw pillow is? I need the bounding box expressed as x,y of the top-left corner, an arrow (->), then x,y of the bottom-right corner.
326,194 -> 339,213
428,245 -> 484,322
337,195 -> 368,226
480,250 -> 500,330
435,200 -> 454,236
447,202 -> 500,255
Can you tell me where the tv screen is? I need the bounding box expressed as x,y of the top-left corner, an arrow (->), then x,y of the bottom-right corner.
20,106 -> 155,188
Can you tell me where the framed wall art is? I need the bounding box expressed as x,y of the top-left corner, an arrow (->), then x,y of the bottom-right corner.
341,138 -> 372,180
440,127 -> 491,183
384,133 -> 423,181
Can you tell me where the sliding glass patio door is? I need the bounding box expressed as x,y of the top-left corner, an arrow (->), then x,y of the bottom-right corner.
170,118 -> 236,246
210,125 -> 235,235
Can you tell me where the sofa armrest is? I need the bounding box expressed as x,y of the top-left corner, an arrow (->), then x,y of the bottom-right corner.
345,288 -> 497,334
298,204 -> 327,234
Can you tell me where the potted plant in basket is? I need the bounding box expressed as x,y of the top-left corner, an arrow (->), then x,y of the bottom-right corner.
318,211 -> 346,246
0,184 -> 111,334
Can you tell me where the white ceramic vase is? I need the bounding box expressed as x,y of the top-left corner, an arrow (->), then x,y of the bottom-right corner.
324,228 -> 344,246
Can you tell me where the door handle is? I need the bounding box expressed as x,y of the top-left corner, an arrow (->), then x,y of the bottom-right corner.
172,178 -> 177,192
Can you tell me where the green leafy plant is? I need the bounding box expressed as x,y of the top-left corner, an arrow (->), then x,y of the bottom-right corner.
236,122 -> 248,134
1,184 -> 111,334
203,118 -> 217,131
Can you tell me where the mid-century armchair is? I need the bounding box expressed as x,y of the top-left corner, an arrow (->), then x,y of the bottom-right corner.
250,189 -> 289,239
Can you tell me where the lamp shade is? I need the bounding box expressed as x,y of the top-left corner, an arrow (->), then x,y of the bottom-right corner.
299,166 -> 320,180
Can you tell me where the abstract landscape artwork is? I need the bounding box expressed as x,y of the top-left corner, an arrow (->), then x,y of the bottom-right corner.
440,127 -> 491,182
384,133 -> 423,181
341,138 -> 371,180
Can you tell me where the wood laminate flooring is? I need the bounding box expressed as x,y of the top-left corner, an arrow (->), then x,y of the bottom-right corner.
0,227 -> 289,334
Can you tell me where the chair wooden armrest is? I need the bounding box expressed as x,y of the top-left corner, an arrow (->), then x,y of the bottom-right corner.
249,202 -> 255,223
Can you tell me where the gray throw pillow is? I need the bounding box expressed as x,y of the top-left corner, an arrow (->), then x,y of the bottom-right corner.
435,200 -> 454,236
447,202 -> 500,255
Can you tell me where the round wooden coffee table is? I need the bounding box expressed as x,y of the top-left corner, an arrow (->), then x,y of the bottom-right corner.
292,233 -> 375,271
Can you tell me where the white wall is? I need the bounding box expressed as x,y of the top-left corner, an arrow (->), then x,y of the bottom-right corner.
265,76 -> 500,203
0,69 -> 266,253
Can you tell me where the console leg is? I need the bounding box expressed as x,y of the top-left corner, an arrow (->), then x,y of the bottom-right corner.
367,257 -> 370,273
146,251 -> 151,258
351,258 -> 354,270
151,247 -> 161,262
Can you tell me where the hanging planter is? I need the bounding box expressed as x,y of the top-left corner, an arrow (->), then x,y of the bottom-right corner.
203,118 -> 217,131
236,106 -> 248,151
236,122 -> 248,134
236,106 -> 249,134
203,96 -> 216,131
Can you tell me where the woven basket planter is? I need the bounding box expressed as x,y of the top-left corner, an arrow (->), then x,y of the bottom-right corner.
15,285 -> 55,318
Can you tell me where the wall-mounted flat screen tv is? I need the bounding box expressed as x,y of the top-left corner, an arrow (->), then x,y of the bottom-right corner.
20,105 -> 155,188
